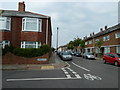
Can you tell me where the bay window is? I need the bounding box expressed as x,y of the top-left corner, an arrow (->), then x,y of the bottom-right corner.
21,41 -> 41,48
0,17 -> 11,30
0,40 -> 10,48
104,47 -> 110,53
116,46 -> 120,53
22,17 -> 42,32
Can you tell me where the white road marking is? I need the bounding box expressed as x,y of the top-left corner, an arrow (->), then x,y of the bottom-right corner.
66,67 -> 82,79
66,75 -> 71,78
72,62 -> 90,72
61,68 -> 72,78
6,77 -> 80,82
83,74 -> 102,81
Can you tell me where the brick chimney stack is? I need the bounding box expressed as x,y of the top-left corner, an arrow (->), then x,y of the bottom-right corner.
18,1 -> 25,12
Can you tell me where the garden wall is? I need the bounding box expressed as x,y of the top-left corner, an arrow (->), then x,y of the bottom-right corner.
2,52 -> 51,64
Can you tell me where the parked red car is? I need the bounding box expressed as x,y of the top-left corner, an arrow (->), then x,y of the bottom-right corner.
103,53 -> 120,66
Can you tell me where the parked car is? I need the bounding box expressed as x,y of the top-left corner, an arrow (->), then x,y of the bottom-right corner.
103,53 -> 120,66
60,52 -> 72,61
70,51 -> 76,56
83,53 -> 95,60
75,52 -> 82,57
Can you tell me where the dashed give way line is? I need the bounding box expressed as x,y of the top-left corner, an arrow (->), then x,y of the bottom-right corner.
72,62 -> 90,72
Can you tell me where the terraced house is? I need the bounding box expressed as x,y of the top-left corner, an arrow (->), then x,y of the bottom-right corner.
0,2 -> 52,48
83,24 -> 120,56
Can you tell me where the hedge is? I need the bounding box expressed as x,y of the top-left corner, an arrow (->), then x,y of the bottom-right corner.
2,45 -> 14,55
12,45 -> 51,58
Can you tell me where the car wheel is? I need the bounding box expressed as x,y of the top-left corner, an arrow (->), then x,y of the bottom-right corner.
114,61 -> 118,66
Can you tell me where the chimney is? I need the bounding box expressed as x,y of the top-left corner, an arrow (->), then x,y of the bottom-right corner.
100,28 -> 103,32
90,33 -> 92,36
93,32 -> 94,35
105,25 -> 107,30
18,1 -> 25,12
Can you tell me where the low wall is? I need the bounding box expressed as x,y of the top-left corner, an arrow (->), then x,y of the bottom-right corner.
2,52 -> 51,64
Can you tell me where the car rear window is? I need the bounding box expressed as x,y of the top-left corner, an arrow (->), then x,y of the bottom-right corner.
114,54 -> 120,58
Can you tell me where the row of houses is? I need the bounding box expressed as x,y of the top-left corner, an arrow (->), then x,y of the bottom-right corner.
58,24 -> 120,55
0,2 -> 52,49
84,24 -> 120,54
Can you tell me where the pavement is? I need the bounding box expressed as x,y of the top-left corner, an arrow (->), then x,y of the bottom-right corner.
2,52 -> 68,70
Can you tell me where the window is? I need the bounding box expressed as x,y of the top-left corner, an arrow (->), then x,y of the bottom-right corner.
90,48 -> 92,53
21,41 -> 41,48
95,39 -> 99,42
22,18 -> 42,32
0,40 -> 10,48
89,40 -> 92,44
95,48 -> 100,53
103,35 -> 110,41
116,46 -> 120,53
104,47 -> 110,53
115,32 -> 120,38
85,42 -> 88,45
0,17 -> 11,30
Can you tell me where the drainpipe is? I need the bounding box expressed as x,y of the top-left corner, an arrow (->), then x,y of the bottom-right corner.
46,17 -> 49,45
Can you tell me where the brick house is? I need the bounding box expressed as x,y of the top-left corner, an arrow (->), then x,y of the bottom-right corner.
0,2 -> 52,49
83,24 -> 120,55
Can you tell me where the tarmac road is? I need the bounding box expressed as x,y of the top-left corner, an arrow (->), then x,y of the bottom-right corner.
2,53 -> 119,88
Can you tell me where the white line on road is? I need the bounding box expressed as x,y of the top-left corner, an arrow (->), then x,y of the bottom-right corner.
72,62 -> 90,72
61,68 -> 72,78
66,67 -> 82,79
6,77 -> 80,82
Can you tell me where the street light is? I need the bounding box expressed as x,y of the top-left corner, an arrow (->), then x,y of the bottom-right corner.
56,27 -> 59,50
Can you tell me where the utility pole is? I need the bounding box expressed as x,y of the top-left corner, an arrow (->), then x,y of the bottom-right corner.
56,27 -> 59,50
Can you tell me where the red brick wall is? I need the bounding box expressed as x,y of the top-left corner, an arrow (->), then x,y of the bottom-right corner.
2,52 -> 50,64
1,16 -> 52,48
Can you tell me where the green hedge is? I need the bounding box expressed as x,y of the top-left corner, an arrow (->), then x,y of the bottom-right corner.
12,45 -> 51,58
2,45 -> 14,55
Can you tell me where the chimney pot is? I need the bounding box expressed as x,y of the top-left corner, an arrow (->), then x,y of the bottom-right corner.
18,1 -> 25,12
90,33 -> 92,36
100,28 -> 103,32
105,25 -> 107,30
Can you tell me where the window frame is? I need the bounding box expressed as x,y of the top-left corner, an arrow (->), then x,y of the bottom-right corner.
116,46 -> 120,53
0,17 -> 11,31
103,35 -> 110,41
21,41 -> 41,48
115,32 -> 120,38
0,40 -> 10,48
89,40 -> 92,44
85,42 -> 88,45
104,47 -> 110,54
22,17 -> 42,32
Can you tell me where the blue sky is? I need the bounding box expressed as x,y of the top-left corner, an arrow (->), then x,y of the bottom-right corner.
0,1 -> 118,48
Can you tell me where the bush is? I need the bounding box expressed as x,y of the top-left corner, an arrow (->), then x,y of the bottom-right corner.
13,45 -> 51,58
2,45 -> 14,55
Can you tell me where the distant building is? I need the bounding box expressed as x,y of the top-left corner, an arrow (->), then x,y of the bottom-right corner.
83,24 -> 120,55
0,2 -> 52,48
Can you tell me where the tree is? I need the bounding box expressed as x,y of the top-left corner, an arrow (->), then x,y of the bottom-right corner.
95,40 -> 104,59
79,40 -> 85,56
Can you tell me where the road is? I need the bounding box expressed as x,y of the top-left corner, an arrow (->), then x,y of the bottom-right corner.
2,53 -> 119,88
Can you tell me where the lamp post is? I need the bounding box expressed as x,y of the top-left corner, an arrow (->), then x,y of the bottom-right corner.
56,27 -> 59,50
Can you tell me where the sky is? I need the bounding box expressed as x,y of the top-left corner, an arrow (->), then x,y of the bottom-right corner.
0,0 -> 118,48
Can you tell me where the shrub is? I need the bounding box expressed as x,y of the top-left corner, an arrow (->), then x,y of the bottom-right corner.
2,45 -> 14,55
40,45 -> 51,54
13,45 -> 51,58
